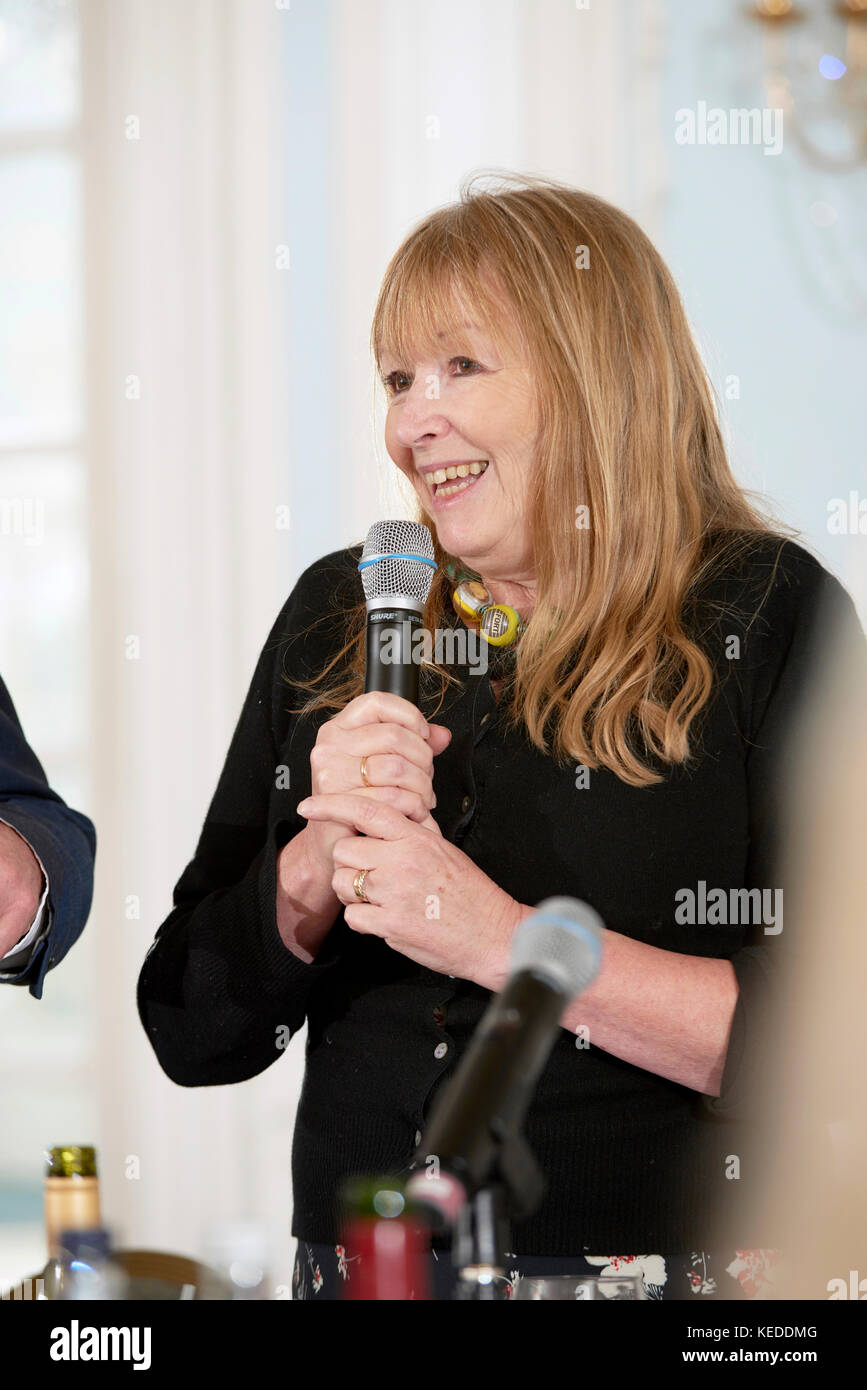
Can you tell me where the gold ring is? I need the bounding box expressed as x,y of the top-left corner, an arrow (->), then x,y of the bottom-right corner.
353,869 -> 372,903
360,755 -> 372,787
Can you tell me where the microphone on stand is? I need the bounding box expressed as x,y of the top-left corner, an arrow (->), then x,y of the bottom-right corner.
358,520 -> 437,703
406,896 -> 605,1229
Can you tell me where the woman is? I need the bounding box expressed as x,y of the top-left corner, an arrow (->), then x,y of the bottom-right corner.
137,173 -> 863,1300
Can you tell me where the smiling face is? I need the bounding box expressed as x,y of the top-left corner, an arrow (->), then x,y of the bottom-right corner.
378,308 -> 541,598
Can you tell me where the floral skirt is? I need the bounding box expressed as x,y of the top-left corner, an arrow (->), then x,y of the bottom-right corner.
292,1240 -> 780,1301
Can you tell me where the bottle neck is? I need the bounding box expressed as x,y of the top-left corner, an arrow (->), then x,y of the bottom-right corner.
44,1173 -> 102,1261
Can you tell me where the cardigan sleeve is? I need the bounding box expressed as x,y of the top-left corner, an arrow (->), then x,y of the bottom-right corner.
702,552 -> 866,1120
137,559 -> 346,1088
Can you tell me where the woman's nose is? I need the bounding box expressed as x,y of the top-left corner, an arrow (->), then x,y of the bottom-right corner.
393,377 -> 450,447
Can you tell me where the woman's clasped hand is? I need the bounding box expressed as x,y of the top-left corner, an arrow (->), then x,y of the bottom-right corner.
297,690 -> 524,988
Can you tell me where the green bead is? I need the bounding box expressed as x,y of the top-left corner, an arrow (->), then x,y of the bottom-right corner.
447,561 -> 482,584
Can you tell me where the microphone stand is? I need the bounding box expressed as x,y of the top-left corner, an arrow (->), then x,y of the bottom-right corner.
409,901 -> 605,1299
450,1119 -> 546,1301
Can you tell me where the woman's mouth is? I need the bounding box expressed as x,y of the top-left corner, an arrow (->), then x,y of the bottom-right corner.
424,459 -> 489,502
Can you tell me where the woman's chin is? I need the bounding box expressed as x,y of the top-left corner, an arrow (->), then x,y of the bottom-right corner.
414,484 -> 495,560
432,513 -> 471,542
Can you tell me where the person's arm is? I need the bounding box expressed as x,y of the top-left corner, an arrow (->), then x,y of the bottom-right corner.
571,557 -> 866,1100
476,548 -> 866,1101
275,822 -> 342,962
556,930 -> 738,1096
0,674 -> 96,996
573,555 -> 866,1102
476,903 -> 738,1095
0,899 -> 50,970
0,818 -> 51,971
137,562 -> 346,1088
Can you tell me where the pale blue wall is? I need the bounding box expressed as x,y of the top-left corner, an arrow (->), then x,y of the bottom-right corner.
657,0 -> 866,612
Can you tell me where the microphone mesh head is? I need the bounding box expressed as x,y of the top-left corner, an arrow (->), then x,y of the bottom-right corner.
510,896 -> 605,998
359,521 -> 437,605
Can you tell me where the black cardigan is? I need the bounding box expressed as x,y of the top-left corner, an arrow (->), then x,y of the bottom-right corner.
137,536 -> 863,1254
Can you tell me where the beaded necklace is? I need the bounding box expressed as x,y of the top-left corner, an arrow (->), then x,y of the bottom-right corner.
444,557 -> 528,682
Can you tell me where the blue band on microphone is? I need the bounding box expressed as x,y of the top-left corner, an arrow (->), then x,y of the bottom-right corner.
358,553 -> 439,571
530,913 -> 604,957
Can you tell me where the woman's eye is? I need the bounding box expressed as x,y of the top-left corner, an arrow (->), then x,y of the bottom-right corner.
452,357 -> 481,376
382,358 -> 481,396
382,370 -> 411,395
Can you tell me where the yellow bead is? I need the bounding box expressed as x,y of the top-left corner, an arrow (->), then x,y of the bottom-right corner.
452,580 -> 490,620
480,604 -> 520,646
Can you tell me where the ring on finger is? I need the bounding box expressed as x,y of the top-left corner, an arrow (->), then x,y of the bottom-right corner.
353,868 -> 372,903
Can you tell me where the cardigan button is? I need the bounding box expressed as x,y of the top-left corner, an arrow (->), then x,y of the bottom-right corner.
434,1042 -> 448,1060
460,794 -> 472,814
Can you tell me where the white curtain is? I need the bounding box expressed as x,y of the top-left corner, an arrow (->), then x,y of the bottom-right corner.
80,0 -> 664,1286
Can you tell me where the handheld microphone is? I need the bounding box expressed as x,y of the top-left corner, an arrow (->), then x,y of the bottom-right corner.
359,520 -> 437,704
406,896 -> 605,1224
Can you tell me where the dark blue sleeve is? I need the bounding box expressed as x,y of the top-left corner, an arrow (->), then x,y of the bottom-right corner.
0,673 -> 96,997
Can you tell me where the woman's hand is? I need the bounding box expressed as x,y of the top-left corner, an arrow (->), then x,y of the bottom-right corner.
300,690 -> 452,879
295,793 -> 528,989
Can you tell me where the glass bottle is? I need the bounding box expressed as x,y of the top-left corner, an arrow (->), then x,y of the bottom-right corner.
55,1227 -> 129,1300
43,1145 -> 102,1299
339,1175 -> 431,1301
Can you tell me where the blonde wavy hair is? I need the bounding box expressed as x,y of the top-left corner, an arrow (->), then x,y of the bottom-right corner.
284,171 -> 799,787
